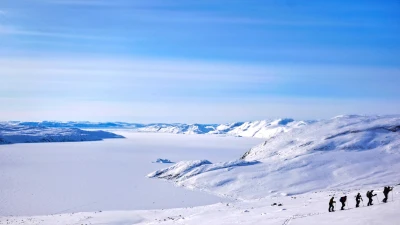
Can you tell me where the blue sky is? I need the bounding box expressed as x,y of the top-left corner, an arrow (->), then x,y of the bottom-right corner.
0,0 -> 399,123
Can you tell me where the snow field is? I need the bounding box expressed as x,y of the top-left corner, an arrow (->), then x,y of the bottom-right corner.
0,187 -> 398,225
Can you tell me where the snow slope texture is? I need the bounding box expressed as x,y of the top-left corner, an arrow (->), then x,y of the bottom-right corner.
0,123 -> 124,144
2,188 -> 398,225
149,115 -> 400,200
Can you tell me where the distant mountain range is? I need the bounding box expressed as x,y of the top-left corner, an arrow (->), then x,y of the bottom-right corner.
7,119 -> 314,139
0,123 -> 124,145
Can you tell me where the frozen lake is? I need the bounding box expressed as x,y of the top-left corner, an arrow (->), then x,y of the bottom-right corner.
0,132 -> 261,216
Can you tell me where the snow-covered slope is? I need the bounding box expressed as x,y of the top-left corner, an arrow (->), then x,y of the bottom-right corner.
213,118 -> 310,138
9,119 -> 312,139
149,115 -> 400,200
241,115 -> 400,161
1,115 -> 400,225
2,186 -> 399,225
0,123 -> 124,144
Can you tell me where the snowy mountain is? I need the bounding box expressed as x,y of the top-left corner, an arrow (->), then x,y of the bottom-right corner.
16,121 -> 142,129
149,115 -> 400,200
0,123 -> 124,144
9,119 -> 312,139
241,115 -> 400,161
1,115 -> 400,225
213,118 -> 311,138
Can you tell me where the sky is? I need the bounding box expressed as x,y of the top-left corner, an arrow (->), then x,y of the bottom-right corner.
0,0 -> 399,123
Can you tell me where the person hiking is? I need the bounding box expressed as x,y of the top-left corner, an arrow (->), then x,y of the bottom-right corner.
329,197 -> 336,212
367,190 -> 376,206
340,196 -> 347,210
355,193 -> 363,208
383,186 -> 394,203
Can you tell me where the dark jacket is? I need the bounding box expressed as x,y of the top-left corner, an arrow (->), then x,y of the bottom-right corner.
384,187 -> 393,195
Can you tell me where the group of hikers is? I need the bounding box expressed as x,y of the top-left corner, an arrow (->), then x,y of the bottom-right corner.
328,186 -> 394,212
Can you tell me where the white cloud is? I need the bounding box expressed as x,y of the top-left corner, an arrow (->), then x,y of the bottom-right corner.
0,56 -> 278,85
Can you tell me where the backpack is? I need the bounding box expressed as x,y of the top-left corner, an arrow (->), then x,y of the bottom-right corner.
340,197 -> 345,202
366,191 -> 371,198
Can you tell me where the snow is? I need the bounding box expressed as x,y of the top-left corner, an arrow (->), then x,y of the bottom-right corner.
1,188 -> 398,225
0,123 -> 124,144
1,115 -> 400,225
148,160 -> 259,181
148,115 -> 400,200
215,119 -> 311,138
7,118 -> 313,138
242,115 -> 400,161
0,132 -> 260,216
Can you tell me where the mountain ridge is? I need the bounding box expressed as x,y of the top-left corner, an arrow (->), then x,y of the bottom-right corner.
6,118 -> 313,139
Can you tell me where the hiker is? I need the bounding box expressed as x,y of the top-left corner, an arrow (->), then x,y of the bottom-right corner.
383,186 -> 394,203
329,197 -> 336,212
355,193 -> 363,208
367,190 -> 377,206
340,196 -> 347,210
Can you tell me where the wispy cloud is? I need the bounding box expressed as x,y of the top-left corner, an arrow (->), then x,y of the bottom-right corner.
43,0 -> 117,6
0,56 -> 277,87
0,25 -> 126,41
130,9 -> 385,28
1,55 -> 399,122
1,56 -> 399,102
32,0 -> 391,28
41,0 -> 170,7
1,0 -> 399,122
1,96 -> 400,123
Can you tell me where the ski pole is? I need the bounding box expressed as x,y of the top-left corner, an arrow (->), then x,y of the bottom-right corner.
376,195 -> 380,204
362,200 -> 364,207
392,191 -> 394,202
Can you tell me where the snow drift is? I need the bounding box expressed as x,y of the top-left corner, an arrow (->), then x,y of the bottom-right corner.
149,115 -> 400,200
0,123 -> 124,144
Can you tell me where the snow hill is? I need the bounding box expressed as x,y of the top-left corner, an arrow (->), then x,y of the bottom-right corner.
149,115 -> 400,200
1,115 -> 400,225
213,119 -> 310,138
0,123 -> 124,144
10,118 -> 312,139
